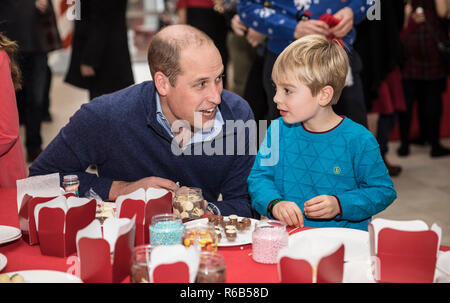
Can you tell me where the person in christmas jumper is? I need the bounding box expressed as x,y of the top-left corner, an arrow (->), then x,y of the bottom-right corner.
237,0 -> 373,127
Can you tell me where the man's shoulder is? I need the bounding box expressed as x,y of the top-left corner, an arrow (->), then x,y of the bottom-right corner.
84,81 -> 154,117
220,89 -> 254,121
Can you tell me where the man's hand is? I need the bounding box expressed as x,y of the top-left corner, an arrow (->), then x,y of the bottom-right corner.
231,14 -> 248,36
272,201 -> 304,227
303,195 -> 340,219
294,20 -> 330,39
246,28 -> 266,47
331,7 -> 354,38
81,64 -> 96,77
35,0 -> 48,13
109,177 -> 179,200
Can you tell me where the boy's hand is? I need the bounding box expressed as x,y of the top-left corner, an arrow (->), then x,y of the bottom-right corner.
303,195 -> 340,219
272,201 -> 304,227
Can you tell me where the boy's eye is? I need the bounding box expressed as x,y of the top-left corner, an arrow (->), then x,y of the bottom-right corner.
284,88 -> 291,94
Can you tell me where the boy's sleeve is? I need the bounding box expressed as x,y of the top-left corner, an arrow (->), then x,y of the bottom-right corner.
237,0 -> 297,40
336,135 -> 397,222
247,122 -> 283,217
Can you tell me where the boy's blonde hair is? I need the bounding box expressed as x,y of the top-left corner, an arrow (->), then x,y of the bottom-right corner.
272,35 -> 349,105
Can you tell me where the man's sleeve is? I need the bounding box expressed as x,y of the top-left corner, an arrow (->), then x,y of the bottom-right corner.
246,121 -> 283,217
237,0 -> 297,40
209,109 -> 256,218
29,102 -> 114,200
336,135 -> 397,222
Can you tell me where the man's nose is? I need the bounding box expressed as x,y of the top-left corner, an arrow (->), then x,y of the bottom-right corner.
208,84 -> 222,105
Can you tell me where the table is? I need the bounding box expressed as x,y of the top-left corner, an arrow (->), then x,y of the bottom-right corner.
1,188 -> 449,283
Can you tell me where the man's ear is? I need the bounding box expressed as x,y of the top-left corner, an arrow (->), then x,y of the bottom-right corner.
154,71 -> 170,96
318,85 -> 334,107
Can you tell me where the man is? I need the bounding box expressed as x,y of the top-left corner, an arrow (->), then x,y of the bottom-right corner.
237,0 -> 372,127
29,25 -> 257,218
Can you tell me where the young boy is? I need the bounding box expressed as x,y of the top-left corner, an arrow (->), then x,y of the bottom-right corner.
247,35 -> 397,231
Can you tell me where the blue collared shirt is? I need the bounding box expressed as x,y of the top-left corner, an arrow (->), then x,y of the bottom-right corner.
155,93 -> 225,150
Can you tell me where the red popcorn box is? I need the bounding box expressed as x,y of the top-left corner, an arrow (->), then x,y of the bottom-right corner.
277,239 -> 345,283
18,193 -> 76,245
76,217 -> 136,283
16,173 -> 70,245
34,196 -> 96,257
116,188 -> 172,246
369,218 -> 441,283
149,245 -> 200,283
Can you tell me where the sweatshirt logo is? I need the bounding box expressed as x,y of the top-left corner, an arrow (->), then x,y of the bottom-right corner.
333,166 -> 341,175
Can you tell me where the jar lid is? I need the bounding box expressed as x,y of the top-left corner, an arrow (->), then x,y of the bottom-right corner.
63,175 -> 79,182
151,213 -> 181,225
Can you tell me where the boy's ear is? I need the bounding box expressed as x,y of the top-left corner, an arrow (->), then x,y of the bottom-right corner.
154,71 -> 170,96
318,85 -> 334,107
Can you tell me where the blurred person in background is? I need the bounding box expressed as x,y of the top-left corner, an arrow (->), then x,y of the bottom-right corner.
398,0 -> 449,157
354,0 -> 406,177
65,0 -> 134,100
0,33 -> 27,187
237,0 -> 372,127
0,0 -> 58,162
229,13 -> 268,136
176,0 -> 229,88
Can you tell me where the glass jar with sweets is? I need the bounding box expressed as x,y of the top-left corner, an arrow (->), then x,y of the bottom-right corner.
63,174 -> 80,196
252,219 -> 288,264
195,251 -> 226,283
149,213 -> 184,246
173,187 -> 205,222
182,223 -> 218,252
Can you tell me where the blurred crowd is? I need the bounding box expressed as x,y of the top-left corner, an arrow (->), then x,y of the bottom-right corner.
0,0 -> 449,181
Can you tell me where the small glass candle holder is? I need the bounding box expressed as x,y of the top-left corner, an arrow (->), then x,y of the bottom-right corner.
252,219 -> 288,264
182,223 -> 218,252
149,213 -> 184,246
195,251 -> 226,283
130,244 -> 152,283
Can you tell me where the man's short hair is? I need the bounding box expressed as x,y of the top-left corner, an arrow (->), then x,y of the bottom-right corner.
272,35 -> 349,105
147,25 -> 214,86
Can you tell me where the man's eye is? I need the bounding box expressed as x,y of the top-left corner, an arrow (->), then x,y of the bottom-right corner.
196,81 -> 206,88
216,74 -> 224,82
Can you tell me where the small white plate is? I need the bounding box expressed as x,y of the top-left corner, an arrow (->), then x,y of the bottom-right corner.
0,253 -> 7,272
288,227 -> 370,262
0,226 -> 22,245
2,270 -> 83,283
184,217 -> 259,247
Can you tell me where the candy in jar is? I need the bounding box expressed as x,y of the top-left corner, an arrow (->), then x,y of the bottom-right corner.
252,219 -> 288,264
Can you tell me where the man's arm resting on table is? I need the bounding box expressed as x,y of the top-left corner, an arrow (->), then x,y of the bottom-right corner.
108,177 -> 179,200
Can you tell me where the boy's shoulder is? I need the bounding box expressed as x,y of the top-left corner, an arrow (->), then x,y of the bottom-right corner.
340,117 -> 379,148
